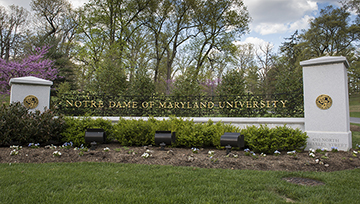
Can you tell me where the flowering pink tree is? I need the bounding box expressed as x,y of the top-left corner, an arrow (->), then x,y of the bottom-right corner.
0,46 -> 58,95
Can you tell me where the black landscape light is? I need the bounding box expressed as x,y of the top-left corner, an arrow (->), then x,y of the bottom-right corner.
85,128 -> 106,150
220,132 -> 244,155
155,131 -> 176,150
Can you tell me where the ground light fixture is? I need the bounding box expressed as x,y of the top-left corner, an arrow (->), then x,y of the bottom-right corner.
220,132 -> 244,155
155,131 -> 176,150
85,128 -> 106,150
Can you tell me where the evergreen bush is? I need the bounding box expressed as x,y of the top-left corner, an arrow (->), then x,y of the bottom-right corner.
0,102 -> 65,145
61,117 -> 114,146
113,118 -> 155,146
241,124 -> 308,154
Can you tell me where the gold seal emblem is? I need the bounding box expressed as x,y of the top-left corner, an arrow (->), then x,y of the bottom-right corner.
23,95 -> 39,109
316,94 -> 332,110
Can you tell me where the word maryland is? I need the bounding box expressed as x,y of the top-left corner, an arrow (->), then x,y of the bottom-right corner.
64,99 -> 288,109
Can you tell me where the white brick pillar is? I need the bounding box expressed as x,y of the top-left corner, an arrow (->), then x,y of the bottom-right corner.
300,56 -> 351,151
9,76 -> 53,112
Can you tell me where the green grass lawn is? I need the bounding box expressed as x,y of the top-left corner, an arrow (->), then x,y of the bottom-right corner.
1,94 -> 359,203
351,123 -> 360,148
352,131 -> 360,149
1,162 -> 359,204
350,93 -> 360,117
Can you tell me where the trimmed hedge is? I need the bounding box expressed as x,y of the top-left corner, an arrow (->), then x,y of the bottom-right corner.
60,117 -> 308,153
0,103 -> 308,153
61,117 -> 114,146
242,124 -> 308,153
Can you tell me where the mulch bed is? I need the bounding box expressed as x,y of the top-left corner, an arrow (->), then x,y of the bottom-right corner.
1,142 -> 359,173
2,125 -> 359,175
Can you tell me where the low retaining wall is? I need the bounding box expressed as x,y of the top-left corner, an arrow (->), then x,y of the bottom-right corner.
77,116 -> 305,131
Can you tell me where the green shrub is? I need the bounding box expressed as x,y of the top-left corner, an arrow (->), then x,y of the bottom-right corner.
61,117 -> 114,146
63,116 -> 307,152
111,117 -> 242,148
242,124 -> 308,154
0,102 -> 65,145
172,119 -> 227,148
113,118 -> 155,146
27,109 -> 65,143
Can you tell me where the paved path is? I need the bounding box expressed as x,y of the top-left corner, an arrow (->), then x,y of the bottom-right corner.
350,117 -> 360,124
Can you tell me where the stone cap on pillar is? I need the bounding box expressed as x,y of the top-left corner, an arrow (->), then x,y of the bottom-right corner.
300,56 -> 349,68
9,76 -> 53,86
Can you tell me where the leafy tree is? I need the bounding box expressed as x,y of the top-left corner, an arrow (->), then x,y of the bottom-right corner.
275,31 -> 304,94
295,5 -> 360,94
298,5 -> 359,58
145,0 -> 198,93
348,56 -> 360,93
232,43 -> 259,94
342,0 -> 360,15
216,69 -> 245,96
0,46 -> 58,95
256,42 -> 275,95
31,0 -> 80,91
171,69 -> 202,97
126,29 -> 153,85
145,0 -> 250,94
75,0 -> 155,94
0,5 -> 29,61
190,0 -> 250,78
31,0 -> 71,39
128,68 -> 155,96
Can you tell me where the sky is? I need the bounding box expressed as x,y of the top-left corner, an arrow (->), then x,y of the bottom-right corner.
0,0 -> 350,52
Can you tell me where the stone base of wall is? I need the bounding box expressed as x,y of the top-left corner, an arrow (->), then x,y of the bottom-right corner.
305,131 -> 352,151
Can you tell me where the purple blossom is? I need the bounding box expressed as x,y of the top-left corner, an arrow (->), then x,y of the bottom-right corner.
200,78 -> 221,95
0,46 -> 58,95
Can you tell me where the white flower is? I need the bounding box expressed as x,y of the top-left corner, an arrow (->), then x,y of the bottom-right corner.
141,152 -> 150,158
315,159 -> 319,163
208,151 -> 215,155
353,151 -> 358,154
191,147 -> 199,153
53,151 -> 62,156
103,147 -> 110,152
233,154 -> 238,158
309,153 -> 315,158
309,148 -> 315,153
10,150 -> 18,156
260,153 -> 266,157
287,150 -> 296,155
10,145 -> 22,150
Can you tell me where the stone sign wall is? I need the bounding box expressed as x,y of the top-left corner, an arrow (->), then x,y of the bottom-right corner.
8,57 -> 353,151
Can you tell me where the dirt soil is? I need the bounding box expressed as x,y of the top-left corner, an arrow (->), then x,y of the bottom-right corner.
2,143 -> 360,172
1,126 -> 360,173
